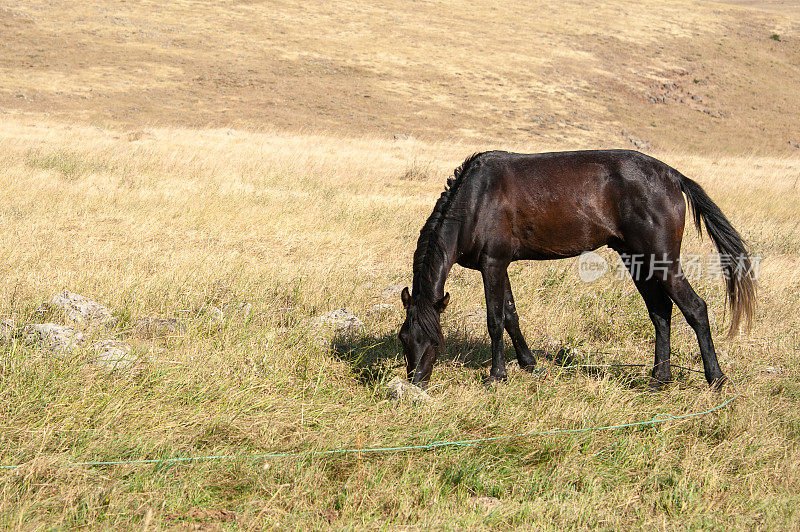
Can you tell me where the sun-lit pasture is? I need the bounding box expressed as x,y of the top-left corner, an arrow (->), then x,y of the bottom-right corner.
1,0 -> 800,528
1,118 -> 798,528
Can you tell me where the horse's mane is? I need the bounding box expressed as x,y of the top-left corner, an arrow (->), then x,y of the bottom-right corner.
412,152 -> 484,305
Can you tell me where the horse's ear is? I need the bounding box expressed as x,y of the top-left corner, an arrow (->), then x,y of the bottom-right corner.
435,292 -> 450,313
401,287 -> 412,309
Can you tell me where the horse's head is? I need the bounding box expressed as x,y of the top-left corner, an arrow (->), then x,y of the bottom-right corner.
398,287 -> 449,387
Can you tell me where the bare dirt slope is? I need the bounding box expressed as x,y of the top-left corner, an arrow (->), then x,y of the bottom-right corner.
1,0 -> 798,152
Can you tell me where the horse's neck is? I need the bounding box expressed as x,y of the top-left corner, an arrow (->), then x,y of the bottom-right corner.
415,222 -> 459,300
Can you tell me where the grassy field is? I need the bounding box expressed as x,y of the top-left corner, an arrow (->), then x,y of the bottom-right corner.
1,0 -> 800,530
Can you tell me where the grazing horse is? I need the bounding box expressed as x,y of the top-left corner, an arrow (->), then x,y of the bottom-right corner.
398,150 -> 756,389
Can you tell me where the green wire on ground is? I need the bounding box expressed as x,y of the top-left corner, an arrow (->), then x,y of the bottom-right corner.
0,386 -> 739,471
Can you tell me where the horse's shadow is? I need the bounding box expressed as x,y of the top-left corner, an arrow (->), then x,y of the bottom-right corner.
330,329 -> 511,386
329,330 -> 683,389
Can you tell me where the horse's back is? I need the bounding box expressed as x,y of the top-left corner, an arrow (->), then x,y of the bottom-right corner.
462,150 -> 685,260
479,149 -> 674,183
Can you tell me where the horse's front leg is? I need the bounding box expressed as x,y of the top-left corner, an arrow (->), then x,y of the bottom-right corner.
481,260 -> 508,382
503,272 -> 536,370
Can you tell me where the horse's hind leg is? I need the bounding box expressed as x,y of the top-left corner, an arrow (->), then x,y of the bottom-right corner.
660,268 -> 726,387
618,251 -> 674,386
632,278 -> 674,387
503,272 -> 536,370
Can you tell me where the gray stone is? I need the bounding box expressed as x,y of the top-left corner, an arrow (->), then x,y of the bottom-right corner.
92,340 -> 136,370
222,301 -> 253,318
622,130 -> 651,151
763,366 -> 784,375
463,308 -> 487,325
368,303 -> 396,314
207,305 -> 225,323
50,291 -> 113,325
1,319 -> 15,343
471,496 -> 502,511
393,133 -> 411,140
204,302 -> 252,323
311,308 -> 364,336
386,376 -> 430,402
380,284 -> 405,300
134,317 -> 186,339
23,323 -> 85,352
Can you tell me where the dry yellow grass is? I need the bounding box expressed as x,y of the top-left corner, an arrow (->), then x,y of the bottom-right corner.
0,117 -> 799,529
1,0 -> 800,529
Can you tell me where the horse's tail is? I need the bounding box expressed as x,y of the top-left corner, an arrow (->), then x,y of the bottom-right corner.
679,174 -> 756,336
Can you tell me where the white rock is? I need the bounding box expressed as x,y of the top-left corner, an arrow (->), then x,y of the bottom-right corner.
387,376 -> 430,402
471,496 -> 502,511
222,301 -> 252,318
207,305 -> 225,323
380,284 -> 405,300
23,323 -> 85,352
50,291 -> 112,325
312,308 -> 364,336
92,340 -> 136,370
368,303 -> 395,314
463,309 -> 487,325
135,317 -> 186,338
1,319 -> 15,343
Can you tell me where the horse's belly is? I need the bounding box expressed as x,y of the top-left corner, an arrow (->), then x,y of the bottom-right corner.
511,218 -> 613,260
514,248 -> 593,261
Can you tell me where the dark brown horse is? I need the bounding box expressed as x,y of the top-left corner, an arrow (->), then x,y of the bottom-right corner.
398,150 -> 756,389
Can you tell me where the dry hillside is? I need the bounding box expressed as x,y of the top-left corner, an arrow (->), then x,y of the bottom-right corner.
1,0 -> 799,152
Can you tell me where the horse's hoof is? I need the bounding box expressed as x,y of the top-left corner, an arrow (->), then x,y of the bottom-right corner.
648,376 -> 672,391
483,373 -> 508,386
519,361 -> 537,373
709,374 -> 728,391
